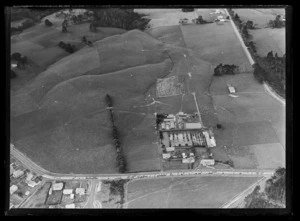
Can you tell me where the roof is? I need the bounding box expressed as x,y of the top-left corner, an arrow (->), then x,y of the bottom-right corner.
53,183 -> 64,190
228,86 -> 236,93
65,204 -> 75,208
10,185 -> 18,194
63,189 -> 73,194
185,122 -> 202,129
75,188 -> 85,195
13,170 -> 24,177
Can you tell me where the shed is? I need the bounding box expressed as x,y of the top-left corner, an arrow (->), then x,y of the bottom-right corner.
228,86 -> 236,93
200,159 -> 215,166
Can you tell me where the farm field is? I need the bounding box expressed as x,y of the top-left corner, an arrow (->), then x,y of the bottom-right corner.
11,29 -> 174,174
233,8 -> 285,57
11,8 -> 285,174
125,176 -> 262,208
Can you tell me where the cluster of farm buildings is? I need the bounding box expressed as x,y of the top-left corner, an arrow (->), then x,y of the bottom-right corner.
157,112 -> 216,167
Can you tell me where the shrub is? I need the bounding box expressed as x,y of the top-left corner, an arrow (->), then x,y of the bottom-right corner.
45,19 -> 53,26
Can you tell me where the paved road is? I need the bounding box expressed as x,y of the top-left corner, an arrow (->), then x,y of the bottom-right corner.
11,145 -> 274,181
264,82 -> 286,106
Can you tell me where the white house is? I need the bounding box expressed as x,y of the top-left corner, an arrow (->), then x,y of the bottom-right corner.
75,188 -> 85,195
162,153 -> 171,159
63,189 -> 73,195
52,182 -> 64,191
10,185 -> 18,194
166,147 -> 175,152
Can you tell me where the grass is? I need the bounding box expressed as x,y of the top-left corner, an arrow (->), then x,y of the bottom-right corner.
11,30 -> 173,174
126,176 -> 262,208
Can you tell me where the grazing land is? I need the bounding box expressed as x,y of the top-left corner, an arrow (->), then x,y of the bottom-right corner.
126,176 -> 262,208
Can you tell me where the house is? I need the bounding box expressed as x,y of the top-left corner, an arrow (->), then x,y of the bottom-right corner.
185,122 -> 202,129
26,173 -> 33,181
25,191 -> 30,196
53,182 -> 64,191
228,86 -> 236,93
13,170 -> 24,178
162,153 -> 171,159
75,188 -> 85,195
26,180 -> 38,188
65,203 -> 75,208
70,194 -> 74,199
10,185 -> 18,194
63,189 -> 73,195
200,159 -> 215,166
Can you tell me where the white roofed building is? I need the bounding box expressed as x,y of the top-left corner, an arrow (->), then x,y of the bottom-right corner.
10,185 -> 18,194
53,182 -> 64,191
185,122 -> 202,129
13,170 -> 24,178
63,189 -> 73,195
75,188 -> 85,195
65,203 -> 75,208
228,86 -> 236,94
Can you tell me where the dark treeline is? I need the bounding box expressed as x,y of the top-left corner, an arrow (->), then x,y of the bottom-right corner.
89,8 -> 150,32
214,64 -> 239,76
105,94 -> 126,173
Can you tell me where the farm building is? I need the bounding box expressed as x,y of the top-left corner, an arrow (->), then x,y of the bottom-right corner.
200,159 -> 215,166
12,170 -> 24,178
228,86 -> 236,94
203,131 -> 216,147
10,185 -> 18,194
65,203 -> 75,208
185,122 -> 202,129
166,147 -> 175,152
53,182 -> 64,191
63,189 -> 73,195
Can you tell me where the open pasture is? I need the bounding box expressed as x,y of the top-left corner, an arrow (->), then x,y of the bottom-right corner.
126,176 -> 262,208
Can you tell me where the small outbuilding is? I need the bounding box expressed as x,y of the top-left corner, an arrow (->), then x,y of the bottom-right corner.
52,182 -> 64,191
228,86 -> 236,94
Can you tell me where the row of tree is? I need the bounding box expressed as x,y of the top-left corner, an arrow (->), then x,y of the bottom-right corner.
214,64 -> 239,76
105,94 -> 127,173
58,41 -> 76,53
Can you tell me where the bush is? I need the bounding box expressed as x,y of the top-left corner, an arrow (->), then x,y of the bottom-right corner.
58,41 -> 75,53
45,19 -> 53,26
11,52 -> 22,61
214,64 -> 239,76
